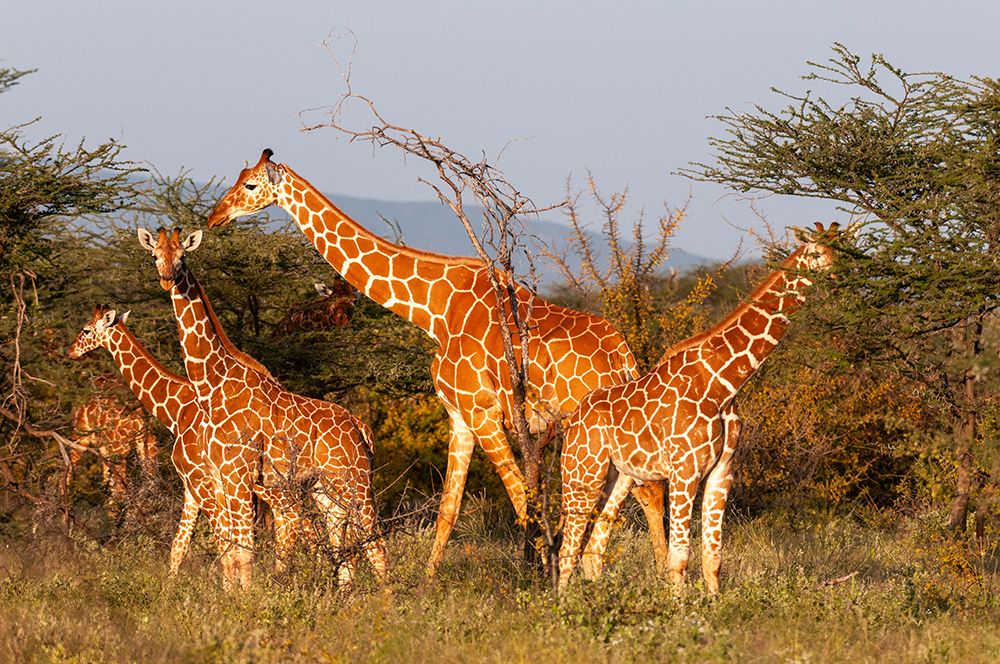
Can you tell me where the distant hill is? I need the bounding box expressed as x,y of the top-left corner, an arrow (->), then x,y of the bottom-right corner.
323,193 -> 711,286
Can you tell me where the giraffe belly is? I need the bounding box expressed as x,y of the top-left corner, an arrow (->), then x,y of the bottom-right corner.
611,435 -> 671,482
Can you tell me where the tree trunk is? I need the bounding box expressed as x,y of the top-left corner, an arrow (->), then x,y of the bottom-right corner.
947,318 -> 982,534
521,434 -> 544,573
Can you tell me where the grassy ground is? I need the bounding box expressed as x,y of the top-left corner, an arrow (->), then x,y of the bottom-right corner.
0,504 -> 997,663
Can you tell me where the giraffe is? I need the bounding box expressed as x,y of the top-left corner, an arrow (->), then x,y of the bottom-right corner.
271,278 -> 359,338
557,222 -> 854,592
67,383 -> 157,514
206,149 -> 669,575
137,227 -> 387,589
68,306 -> 320,575
68,305 -> 229,574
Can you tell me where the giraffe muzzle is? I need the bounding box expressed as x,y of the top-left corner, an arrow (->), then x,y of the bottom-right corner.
206,209 -> 231,229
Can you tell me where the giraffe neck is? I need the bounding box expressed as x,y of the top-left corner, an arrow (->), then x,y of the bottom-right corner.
275,165 -> 485,341
104,324 -> 195,435
669,247 -> 817,398
170,262 -> 272,395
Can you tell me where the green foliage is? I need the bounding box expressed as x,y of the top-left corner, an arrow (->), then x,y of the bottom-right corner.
685,44 -> 1000,530
0,67 -> 141,278
685,43 -> 999,376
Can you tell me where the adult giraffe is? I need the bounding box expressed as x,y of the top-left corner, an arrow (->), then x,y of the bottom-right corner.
207,149 -> 668,575
557,223 -> 853,592
138,227 -> 387,589
68,305 -> 222,573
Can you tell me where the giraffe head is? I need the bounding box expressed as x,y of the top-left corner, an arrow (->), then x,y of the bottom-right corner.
790,221 -> 858,272
68,305 -> 130,358
207,149 -> 285,228
137,227 -> 203,291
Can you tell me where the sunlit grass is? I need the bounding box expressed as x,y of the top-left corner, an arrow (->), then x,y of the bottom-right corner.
1,507 -> 997,663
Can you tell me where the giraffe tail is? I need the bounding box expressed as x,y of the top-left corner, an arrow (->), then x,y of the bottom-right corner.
357,420 -> 376,454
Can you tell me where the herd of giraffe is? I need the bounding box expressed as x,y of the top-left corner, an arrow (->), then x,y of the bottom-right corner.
66,148 -> 853,592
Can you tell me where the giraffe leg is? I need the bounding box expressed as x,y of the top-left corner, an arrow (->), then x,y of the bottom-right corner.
557,467 -> 607,590
667,471 -> 701,589
217,454 -> 256,590
363,529 -> 389,585
313,483 -> 355,588
254,483 -> 299,575
630,480 -> 668,573
580,470 -> 636,580
169,486 -> 200,575
701,407 -> 741,594
426,409 -> 477,577
139,431 -> 158,478
356,476 -> 389,584
105,454 -> 128,516
470,409 -> 528,520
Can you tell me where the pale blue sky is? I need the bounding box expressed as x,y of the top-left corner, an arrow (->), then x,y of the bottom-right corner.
5,1 -> 997,259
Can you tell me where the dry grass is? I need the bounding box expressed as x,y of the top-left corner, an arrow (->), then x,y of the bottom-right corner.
0,504 -> 997,663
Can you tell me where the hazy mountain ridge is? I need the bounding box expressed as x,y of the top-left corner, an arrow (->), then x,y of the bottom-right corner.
326,193 -> 710,285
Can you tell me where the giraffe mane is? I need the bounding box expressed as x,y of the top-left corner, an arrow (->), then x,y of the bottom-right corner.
653,246 -> 807,364
116,323 -> 191,390
281,164 -> 487,269
193,276 -> 279,383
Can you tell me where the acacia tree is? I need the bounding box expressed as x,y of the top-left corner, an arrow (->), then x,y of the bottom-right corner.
685,45 -> 1000,534
0,64 -> 141,506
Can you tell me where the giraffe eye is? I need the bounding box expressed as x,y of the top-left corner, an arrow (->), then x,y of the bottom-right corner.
83,329 -> 92,336
245,183 -> 258,191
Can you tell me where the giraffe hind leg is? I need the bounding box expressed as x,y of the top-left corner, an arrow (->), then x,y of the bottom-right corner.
701,406 -> 741,594
631,480 -> 668,573
580,470 -> 636,580
558,471 -> 607,590
169,487 -> 200,575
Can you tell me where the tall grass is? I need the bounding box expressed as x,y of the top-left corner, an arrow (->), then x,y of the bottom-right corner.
0,504 -> 996,663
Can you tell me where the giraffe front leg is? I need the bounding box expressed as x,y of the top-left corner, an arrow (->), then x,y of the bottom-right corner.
217,455 -> 256,590
667,471 -> 701,589
169,486 -> 200,575
139,431 -> 158,478
581,470 -> 636,580
427,408 -> 478,577
105,455 -> 128,517
701,407 -> 740,594
557,471 -> 606,590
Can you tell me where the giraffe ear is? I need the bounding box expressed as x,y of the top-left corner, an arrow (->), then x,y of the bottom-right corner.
137,228 -> 157,252
183,230 -> 203,252
314,282 -> 332,297
119,310 -> 131,325
264,160 -> 283,185
99,309 -> 117,330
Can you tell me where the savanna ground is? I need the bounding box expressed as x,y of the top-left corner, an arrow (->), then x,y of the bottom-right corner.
1,494 -> 997,663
